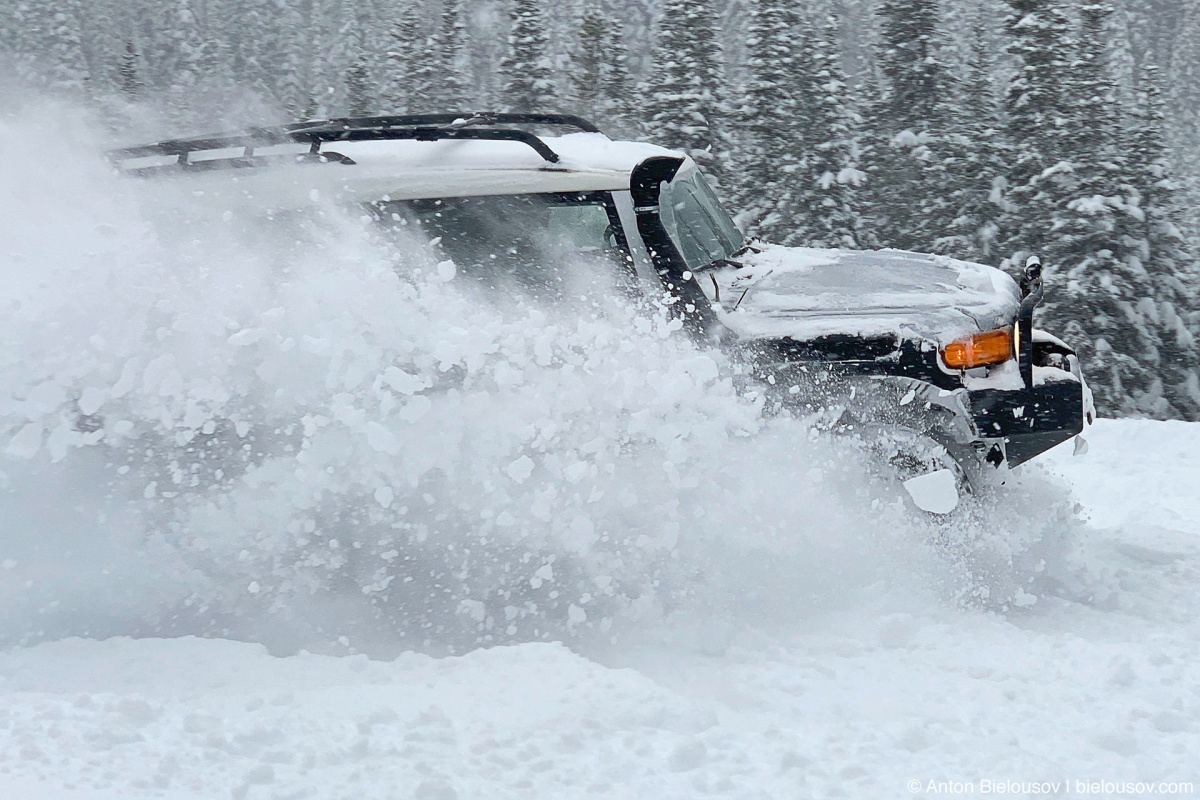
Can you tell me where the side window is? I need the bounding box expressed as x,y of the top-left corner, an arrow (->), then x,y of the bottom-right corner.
365,194 -> 635,302
545,203 -> 617,255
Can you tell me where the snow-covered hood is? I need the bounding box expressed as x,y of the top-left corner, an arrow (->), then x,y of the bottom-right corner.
709,245 -> 1022,344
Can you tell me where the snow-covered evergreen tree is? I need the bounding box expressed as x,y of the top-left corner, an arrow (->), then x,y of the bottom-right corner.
864,0 -> 957,252
568,3 -> 634,131
1125,62 -> 1200,415
998,0 -> 1075,260
306,0 -> 339,118
381,5 -> 421,113
223,0 -> 272,102
275,1 -> 311,117
1031,2 -> 1199,418
570,7 -> 608,122
428,0 -> 471,111
44,1 -> 90,93
642,0 -> 724,169
792,12 -> 861,249
197,34 -> 240,119
345,51 -> 373,116
118,40 -> 142,99
499,0 -> 555,112
405,0 -> 471,113
731,0 -> 804,239
937,20 -> 1007,263
156,0 -> 205,124
1167,4 -> 1200,202
602,14 -> 633,130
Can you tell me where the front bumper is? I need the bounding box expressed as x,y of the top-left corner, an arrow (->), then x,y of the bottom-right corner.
968,380 -> 1085,467
745,332 -> 1091,469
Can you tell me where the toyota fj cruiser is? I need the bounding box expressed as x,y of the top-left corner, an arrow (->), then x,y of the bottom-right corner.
110,113 -> 1093,512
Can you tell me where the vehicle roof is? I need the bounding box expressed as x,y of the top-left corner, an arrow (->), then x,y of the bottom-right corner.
124,133 -> 682,209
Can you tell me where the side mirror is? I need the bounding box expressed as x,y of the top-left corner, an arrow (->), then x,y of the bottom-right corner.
1020,255 -> 1043,300
1016,256 -> 1045,388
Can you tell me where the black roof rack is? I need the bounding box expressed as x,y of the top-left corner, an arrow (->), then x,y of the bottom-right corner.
108,113 -> 604,170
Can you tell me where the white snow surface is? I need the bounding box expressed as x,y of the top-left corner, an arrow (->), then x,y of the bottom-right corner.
3,112 -> 1198,799
4,421 -> 1200,799
713,244 -> 1022,344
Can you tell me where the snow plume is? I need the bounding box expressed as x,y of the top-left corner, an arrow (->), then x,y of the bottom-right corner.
0,109 -> 1082,656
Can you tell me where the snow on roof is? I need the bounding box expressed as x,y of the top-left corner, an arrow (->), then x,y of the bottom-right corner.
129,133 -> 680,211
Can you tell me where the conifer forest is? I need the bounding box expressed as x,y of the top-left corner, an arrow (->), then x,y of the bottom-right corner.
3,0 -> 1200,420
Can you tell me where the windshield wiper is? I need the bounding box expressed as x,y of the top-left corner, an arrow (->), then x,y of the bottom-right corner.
731,238 -> 763,259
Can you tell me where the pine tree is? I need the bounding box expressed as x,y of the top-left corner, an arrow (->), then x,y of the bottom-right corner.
937,20 -> 1007,263
157,0 -> 205,125
196,35 -> 237,119
276,0 -> 311,117
44,0 -> 90,93
864,0 -> 957,252
602,14 -> 632,130
429,0 -> 471,110
571,7 -> 607,122
1168,4 -> 1200,197
118,40 -> 143,99
407,0 -> 471,113
345,52 -> 373,117
998,0 -> 1075,261
642,0 -> 724,169
732,0 -> 810,241
1125,63 -> 1200,415
381,5 -> 420,113
499,0 -> 555,113
791,12 -> 861,249
1037,2 -> 1198,418
570,5 -> 633,133
306,0 -> 338,118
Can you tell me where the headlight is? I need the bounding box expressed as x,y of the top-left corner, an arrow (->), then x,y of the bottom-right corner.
942,328 -> 1015,370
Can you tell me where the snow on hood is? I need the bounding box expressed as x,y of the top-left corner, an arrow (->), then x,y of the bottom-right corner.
710,244 -> 1022,344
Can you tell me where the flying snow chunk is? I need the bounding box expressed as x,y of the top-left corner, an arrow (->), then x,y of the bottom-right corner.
436,260 -> 457,282
374,486 -> 395,508
902,469 -> 959,514
5,423 -> 43,459
506,455 -> 535,484
79,387 -> 107,416
382,366 -> 423,395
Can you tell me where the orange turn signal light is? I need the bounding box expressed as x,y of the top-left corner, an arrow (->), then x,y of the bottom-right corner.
942,329 -> 1014,370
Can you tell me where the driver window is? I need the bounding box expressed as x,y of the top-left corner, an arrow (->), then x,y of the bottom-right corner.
546,203 -> 615,254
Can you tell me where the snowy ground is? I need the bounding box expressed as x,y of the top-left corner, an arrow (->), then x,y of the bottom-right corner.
2,420 -> 1198,800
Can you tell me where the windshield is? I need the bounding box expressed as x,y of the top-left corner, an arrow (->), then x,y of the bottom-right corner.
658,166 -> 745,272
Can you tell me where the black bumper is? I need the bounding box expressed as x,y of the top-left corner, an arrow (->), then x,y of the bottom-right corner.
969,380 -> 1085,467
